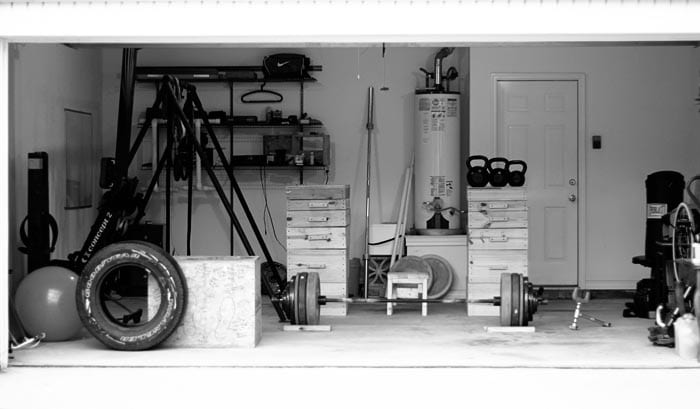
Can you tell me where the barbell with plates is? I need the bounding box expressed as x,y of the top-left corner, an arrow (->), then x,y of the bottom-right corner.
281,272 -> 544,327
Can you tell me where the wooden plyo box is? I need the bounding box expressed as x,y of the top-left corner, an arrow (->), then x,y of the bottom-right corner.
286,184 -> 352,316
148,256 -> 262,348
467,187 -> 529,317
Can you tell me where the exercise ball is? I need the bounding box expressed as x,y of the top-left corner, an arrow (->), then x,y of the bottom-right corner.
14,266 -> 83,342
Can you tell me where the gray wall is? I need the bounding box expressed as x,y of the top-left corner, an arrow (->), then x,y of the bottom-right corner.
9,44 -> 102,286
470,46 -> 700,288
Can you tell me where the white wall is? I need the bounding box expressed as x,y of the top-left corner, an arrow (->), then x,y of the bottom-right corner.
470,46 -> 700,289
101,47 -> 462,264
9,44 -> 102,287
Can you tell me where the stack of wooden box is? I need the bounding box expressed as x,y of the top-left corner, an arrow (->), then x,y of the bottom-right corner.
286,185 -> 353,316
467,187 -> 528,316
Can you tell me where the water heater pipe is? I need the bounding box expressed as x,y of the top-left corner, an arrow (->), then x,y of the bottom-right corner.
433,47 -> 454,91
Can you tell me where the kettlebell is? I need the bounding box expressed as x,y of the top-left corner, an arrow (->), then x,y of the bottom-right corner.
467,155 -> 490,187
487,157 -> 509,187
507,160 -> 528,187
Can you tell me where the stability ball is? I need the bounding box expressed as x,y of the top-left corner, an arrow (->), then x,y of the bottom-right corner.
14,266 -> 83,342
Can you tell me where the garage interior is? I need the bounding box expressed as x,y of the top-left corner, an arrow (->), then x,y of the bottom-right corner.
2,0 -> 700,403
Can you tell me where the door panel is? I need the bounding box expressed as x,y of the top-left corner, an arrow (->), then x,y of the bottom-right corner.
497,80 -> 578,285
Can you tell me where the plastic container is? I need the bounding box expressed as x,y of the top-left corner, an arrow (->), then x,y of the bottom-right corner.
674,313 -> 699,360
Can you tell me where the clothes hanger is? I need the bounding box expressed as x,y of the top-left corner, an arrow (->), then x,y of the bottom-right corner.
240,82 -> 284,103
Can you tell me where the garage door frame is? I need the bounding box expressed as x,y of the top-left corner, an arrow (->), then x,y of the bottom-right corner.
2,1 -> 700,370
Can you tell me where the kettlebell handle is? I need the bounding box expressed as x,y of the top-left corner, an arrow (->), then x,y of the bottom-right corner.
487,157 -> 509,171
467,155 -> 489,170
507,160 -> 527,174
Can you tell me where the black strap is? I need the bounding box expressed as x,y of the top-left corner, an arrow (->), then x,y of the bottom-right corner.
186,143 -> 193,256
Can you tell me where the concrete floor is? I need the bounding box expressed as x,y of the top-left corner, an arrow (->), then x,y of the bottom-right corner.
6,299 -> 700,369
2,299 -> 699,408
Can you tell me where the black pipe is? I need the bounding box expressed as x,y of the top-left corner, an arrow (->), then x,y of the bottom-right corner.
114,48 -> 139,179
185,100 -> 195,256
165,112 -> 173,254
140,135 -> 174,217
126,90 -> 163,167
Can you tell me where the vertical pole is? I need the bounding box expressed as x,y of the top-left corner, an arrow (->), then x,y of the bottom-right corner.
229,81 -> 234,256
363,87 -> 374,298
0,39 -> 10,370
462,47 -> 470,314
114,48 -> 138,179
165,121 -> 172,254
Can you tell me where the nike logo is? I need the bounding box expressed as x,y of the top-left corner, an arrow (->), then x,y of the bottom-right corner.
277,61 -> 290,67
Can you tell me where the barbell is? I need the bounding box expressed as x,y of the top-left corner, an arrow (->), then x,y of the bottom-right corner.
280,272 -> 544,327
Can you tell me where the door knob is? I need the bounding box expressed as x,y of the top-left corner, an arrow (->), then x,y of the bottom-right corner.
568,194 -> 577,202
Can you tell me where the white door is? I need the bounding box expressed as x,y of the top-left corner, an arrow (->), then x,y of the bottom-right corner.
496,80 -> 579,286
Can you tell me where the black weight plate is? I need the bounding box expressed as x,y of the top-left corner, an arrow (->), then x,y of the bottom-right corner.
288,276 -> 297,324
526,281 -> 534,322
511,273 -> 520,326
306,272 -> 321,326
499,273 -> 512,326
519,274 -> 526,327
297,273 -> 308,326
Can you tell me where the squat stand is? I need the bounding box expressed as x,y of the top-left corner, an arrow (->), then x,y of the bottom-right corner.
130,77 -> 289,321
72,69 -> 289,322
569,288 -> 612,330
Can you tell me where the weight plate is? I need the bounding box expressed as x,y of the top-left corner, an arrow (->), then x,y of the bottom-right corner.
390,256 -> 434,289
305,272 -> 321,326
294,274 -> 303,325
499,273 -> 512,326
421,254 -> 454,299
526,281 -> 534,322
287,276 -> 297,324
511,273 -> 520,326
519,274 -> 526,327
297,273 -> 308,325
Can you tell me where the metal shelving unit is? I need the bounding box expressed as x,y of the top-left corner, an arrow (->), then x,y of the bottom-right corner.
135,64 -> 326,183
135,64 -> 327,255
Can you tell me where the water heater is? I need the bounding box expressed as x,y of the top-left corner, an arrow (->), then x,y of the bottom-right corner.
414,91 -> 461,234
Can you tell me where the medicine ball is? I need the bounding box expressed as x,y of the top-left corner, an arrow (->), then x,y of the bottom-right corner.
467,155 -> 490,187
487,157 -> 509,187
507,160 -> 528,187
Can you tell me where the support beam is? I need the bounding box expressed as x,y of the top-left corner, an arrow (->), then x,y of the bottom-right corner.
1,38 -> 10,371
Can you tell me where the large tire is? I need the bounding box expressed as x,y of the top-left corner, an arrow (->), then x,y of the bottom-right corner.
76,240 -> 187,351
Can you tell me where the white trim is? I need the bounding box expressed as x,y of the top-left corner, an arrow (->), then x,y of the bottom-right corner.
2,3 -> 700,44
490,73 -> 587,288
584,280 -> 637,290
0,38 -> 8,371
